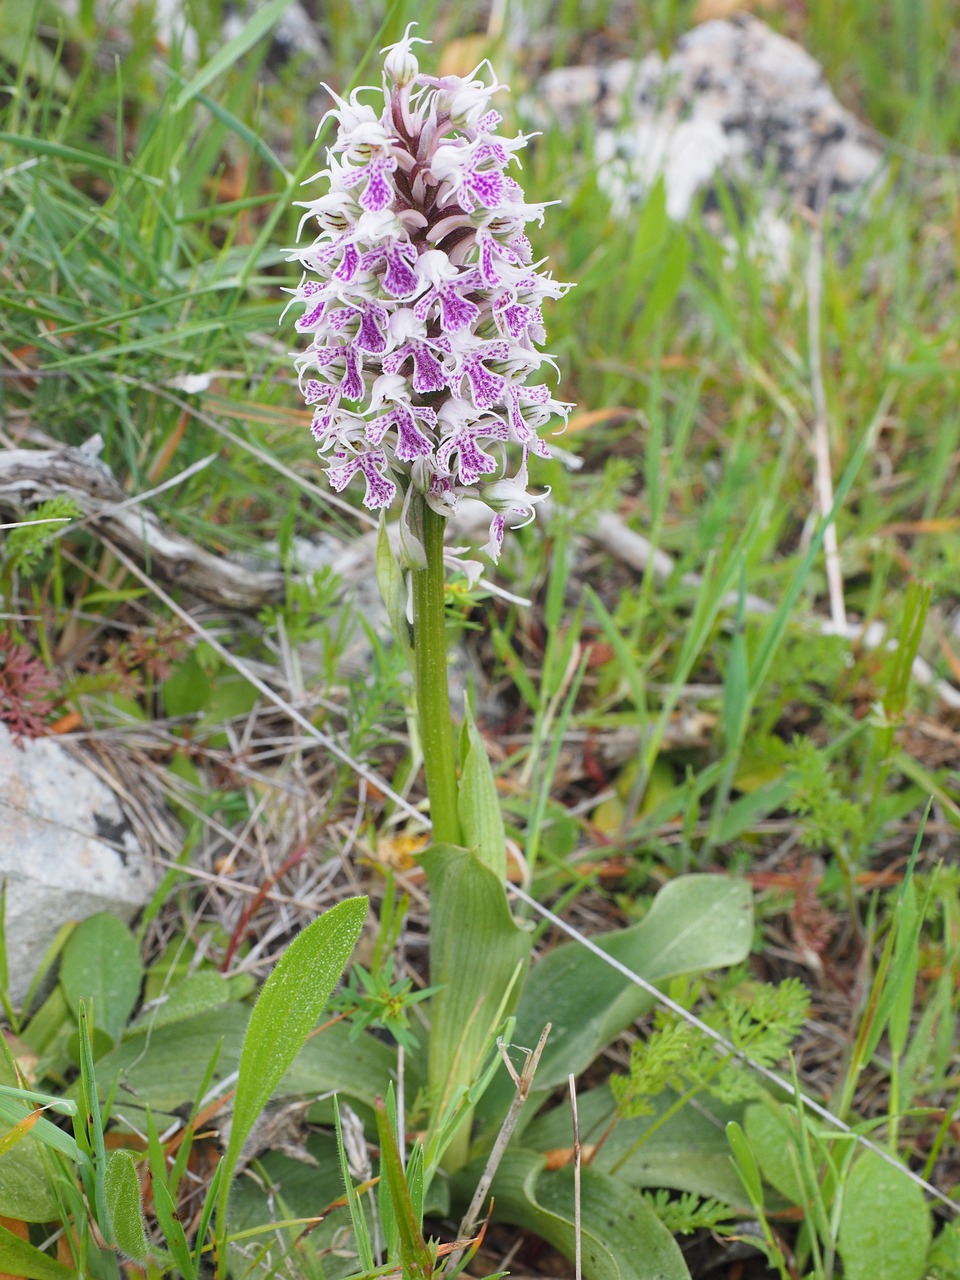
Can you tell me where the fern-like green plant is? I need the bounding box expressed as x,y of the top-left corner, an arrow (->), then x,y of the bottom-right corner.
2,497 -> 80,581
611,976 -> 812,1119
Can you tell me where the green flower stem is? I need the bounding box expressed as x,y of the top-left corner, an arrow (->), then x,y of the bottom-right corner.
412,502 -> 462,849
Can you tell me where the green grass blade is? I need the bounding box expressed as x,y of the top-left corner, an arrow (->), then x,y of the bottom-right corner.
216,897 -> 367,1247
375,1096 -> 434,1280
173,0 -> 294,110
334,1098 -> 375,1272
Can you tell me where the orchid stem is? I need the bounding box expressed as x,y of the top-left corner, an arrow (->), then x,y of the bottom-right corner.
412,502 -> 462,848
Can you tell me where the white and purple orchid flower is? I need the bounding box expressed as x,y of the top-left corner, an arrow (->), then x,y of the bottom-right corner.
288,26 -> 571,575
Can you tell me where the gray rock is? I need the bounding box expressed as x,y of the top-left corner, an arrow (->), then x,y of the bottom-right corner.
529,14 -> 885,224
0,725 -> 152,1006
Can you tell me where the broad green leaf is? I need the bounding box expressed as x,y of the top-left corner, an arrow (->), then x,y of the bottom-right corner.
507,875 -> 753,1091
421,846 -> 530,1165
0,1223 -> 73,1280
129,969 -> 237,1033
0,1129 -> 59,1221
104,1149 -> 150,1263
476,1149 -> 690,1280
225,1133 -> 347,1278
202,675 -> 260,727
219,897 -> 367,1229
458,704 -> 506,881
838,1152 -> 931,1280
927,1220 -> 960,1273
725,1121 -> 764,1208
279,1019 -> 408,1110
74,1004 -> 249,1121
60,914 -> 143,1043
162,650 -> 213,718
525,1084 -> 749,1209
84,1002 -> 397,1130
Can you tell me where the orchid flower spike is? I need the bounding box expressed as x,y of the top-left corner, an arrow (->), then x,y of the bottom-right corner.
287,26 -> 572,569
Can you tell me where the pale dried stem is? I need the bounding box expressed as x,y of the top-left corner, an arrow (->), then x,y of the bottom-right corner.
452,1022 -> 552,1263
569,1073 -> 582,1280
806,205 -> 847,632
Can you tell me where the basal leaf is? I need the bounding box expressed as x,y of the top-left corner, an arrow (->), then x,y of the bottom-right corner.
0,1129 -> 59,1222
60,914 -> 143,1043
507,875 -> 753,1092
224,1133 -> 347,1279
458,703 -> 506,881
421,845 -> 530,1168
0,1222 -> 74,1280
279,1019 -> 409,1109
838,1151 -> 931,1280
525,1084 -> 749,1210
129,969 -> 237,1033
743,1101 -> 807,1208
72,1004 -> 249,1122
477,1149 -> 690,1280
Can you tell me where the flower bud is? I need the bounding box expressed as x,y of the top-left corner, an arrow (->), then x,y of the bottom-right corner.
383,23 -> 424,87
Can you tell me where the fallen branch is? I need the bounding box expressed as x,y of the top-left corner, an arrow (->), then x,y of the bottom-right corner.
0,441 -> 285,610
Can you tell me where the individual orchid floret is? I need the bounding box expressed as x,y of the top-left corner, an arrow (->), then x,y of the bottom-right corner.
287,25 -> 572,572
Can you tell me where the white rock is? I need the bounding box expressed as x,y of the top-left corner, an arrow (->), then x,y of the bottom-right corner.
530,14 -> 886,228
0,724 -> 152,1005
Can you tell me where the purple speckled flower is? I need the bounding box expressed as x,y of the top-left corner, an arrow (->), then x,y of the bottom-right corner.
288,26 -> 571,571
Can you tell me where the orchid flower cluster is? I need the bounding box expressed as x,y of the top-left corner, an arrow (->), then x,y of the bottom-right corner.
288,27 -> 571,574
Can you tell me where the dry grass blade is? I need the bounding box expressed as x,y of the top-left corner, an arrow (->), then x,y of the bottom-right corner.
453,1022 -> 552,1260
569,1073 -> 582,1280
805,200 -> 847,633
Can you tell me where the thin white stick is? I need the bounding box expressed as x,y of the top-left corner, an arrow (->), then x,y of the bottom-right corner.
0,517 -> 72,530
508,883 -> 959,1216
569,1073 -> 582,1280
806,209 -> 847,633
